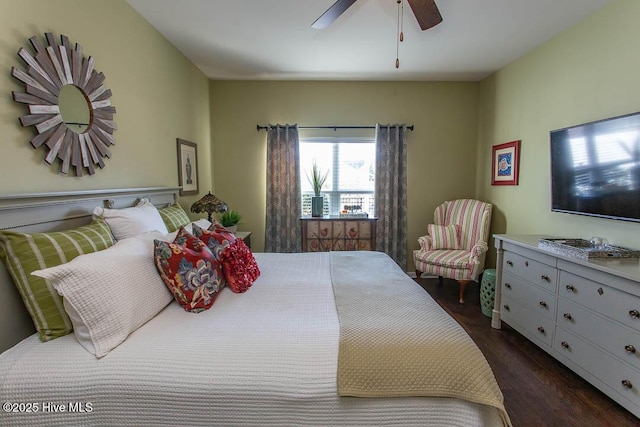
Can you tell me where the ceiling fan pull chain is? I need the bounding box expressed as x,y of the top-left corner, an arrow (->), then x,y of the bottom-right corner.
396,0 -> 402,68
400,0 -> 405,42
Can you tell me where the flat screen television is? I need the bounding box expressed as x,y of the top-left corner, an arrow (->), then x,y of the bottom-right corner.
550,111 -> 640,223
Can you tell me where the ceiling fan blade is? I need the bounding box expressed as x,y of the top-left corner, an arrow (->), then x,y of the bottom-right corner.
407,0 -> 443,30
311,0 -> 357,29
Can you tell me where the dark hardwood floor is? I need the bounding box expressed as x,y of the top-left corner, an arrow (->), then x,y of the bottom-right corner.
416,277 -> 639,427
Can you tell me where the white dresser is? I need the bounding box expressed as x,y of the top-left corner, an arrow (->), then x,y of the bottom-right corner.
493,234 -> 640,418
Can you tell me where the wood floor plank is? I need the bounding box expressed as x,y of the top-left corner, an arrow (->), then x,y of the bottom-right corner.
417,277 -> 639,427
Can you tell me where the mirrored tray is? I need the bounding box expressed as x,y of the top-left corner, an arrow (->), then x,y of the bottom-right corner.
538,238 -> 640,260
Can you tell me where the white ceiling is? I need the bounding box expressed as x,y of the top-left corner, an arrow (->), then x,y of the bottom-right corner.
126,0 -> 615,81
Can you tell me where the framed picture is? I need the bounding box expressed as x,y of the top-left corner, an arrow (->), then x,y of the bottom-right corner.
491,140 -> 521,186
177,138 -> 199,196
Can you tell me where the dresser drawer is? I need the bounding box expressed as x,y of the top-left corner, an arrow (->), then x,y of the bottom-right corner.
555,327 -> 640,407
502,251 -> 558,293
501,295 -> 554,348
502,271 -> 556,320
559,271 -> 640,334
557,298 -> 640,370
301,218 -> 377,252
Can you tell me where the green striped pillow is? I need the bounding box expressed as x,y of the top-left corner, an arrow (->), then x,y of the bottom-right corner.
158,203 -> 191,233
428,223 -> 461,250
0,218 -> 115,341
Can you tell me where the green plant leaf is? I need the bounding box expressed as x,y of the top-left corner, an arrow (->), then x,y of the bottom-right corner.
306,159 -> 329,197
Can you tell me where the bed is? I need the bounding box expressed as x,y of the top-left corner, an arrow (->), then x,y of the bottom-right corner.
0,187 -> 510,426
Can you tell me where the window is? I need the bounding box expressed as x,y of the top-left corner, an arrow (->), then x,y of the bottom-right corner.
300,138 -> 375,216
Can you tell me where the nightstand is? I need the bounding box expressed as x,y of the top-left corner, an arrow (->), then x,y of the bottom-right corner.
235,231 -> 252,249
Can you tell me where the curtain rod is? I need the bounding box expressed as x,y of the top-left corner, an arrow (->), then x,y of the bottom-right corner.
256,124 -> 414,132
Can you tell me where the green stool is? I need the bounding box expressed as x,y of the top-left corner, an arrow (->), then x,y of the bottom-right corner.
480,269 -> 497,318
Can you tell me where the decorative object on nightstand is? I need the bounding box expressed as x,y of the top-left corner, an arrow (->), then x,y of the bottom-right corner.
220,210 -> 242,234
190,191 -> 228,222
305,160 -> 328,217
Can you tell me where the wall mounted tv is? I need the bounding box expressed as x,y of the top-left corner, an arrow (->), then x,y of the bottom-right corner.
550,111 -> 640,223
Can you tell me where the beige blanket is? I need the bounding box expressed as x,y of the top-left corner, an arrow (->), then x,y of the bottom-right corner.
331,251 -> 511,427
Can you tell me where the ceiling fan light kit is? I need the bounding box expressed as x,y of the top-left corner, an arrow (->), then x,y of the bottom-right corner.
312,0 -> 442,69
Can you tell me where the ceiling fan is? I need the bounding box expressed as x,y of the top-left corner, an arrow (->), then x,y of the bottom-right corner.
311,0 -> 442,31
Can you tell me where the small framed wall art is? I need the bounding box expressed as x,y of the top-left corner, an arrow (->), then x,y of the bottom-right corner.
177,138 -> 199,196
491,140 -> 521,186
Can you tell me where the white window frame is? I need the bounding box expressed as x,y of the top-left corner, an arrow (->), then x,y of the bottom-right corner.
300,137 -> 376,216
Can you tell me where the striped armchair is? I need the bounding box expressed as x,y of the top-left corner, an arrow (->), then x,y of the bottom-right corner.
413,199 -> 493,304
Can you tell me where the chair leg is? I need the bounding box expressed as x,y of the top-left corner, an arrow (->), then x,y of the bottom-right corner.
457,280 -> 470,304
415,270 -> 422,283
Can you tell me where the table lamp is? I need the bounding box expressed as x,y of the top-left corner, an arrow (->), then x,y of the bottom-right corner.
190,191 -> 228,222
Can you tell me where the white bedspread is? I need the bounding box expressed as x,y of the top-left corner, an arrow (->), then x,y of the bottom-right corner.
0,252 -> 504,426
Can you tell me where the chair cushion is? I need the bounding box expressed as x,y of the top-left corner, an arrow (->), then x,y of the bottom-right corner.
414,249 -> 471,269
427,224 -> 461,249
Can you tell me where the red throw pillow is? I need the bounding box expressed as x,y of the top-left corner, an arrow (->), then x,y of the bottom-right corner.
219,239 -> 260,293
153,239 -> 224,313
192,223 -> 235,260
174,226 -> 209,252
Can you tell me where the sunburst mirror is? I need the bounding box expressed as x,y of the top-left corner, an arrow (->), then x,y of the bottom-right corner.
11,32 -> 117,176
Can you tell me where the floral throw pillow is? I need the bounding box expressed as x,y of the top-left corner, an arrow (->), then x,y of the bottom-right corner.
174,226 -> 208,252
219,238 -> 260,293
153,240 -> 224,313
192,223 -> 235,260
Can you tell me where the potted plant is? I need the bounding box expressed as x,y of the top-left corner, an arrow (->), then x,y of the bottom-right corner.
306,160 -> 328,217
220,210 -> 242,234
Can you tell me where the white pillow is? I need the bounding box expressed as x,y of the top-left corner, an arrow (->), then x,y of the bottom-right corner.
32,231 -> 172,358
93,198 -> 168,240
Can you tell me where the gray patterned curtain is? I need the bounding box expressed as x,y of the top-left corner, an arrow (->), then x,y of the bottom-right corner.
265,124 -> 302,252
375,124 -> 408,270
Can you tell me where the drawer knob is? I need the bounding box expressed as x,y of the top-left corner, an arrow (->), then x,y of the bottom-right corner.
622,380 -> 633,389
563,313 -> 573,321
505,283 -> 512,289
625,345 -> 637,354
565,284 -> 577,293
537,326 -> 545,334
539,301 -> 548,308
561,341 -> 570,349
503,304 -> 510,312
506,260 -> 514,267
630,310 -> 640,319
597,287 -> 604,296
524,261 -> 529,267
541,275 -> 550,282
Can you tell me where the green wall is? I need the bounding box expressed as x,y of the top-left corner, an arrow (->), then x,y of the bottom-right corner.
210,81 -> 479,260
478,0 -> 640,265
0,0 -> 211,210
3,0 -> 635,271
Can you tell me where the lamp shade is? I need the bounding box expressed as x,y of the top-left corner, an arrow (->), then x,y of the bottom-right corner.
190,191 -> 228,222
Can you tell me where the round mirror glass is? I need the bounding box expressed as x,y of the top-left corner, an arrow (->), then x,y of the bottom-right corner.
58,84 -> 90,133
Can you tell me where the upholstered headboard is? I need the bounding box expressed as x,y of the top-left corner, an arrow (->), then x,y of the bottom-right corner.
0,187 -> 181,353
